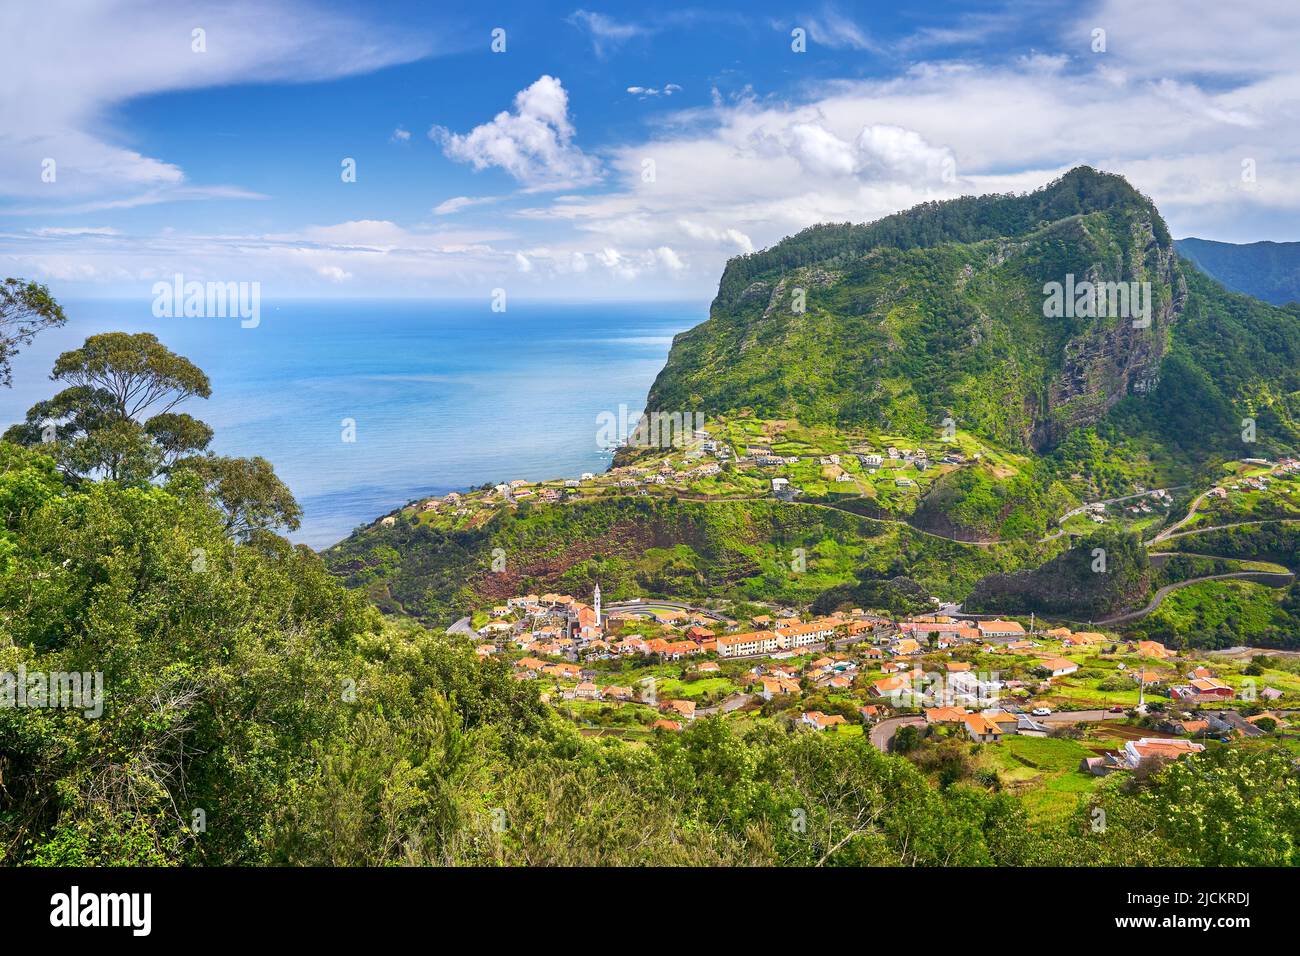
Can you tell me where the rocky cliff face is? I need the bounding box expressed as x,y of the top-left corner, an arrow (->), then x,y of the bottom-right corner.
641,167 -> 1187,454
1035,216 -> 1188,449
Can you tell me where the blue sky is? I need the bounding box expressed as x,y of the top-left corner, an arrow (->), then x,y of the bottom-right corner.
2,0 -> 1298,300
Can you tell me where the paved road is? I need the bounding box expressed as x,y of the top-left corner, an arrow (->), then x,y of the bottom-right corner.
1095,570 -> 1295,625
1154,518 -> 1299,543
869,708 -> 1120,752
446,616 -> 474,636
1150,487 -> 1215,543
1149,460 -> 1299,545
1045,487 -> 1187,544
698,692 -> 754,716
870,715 -> 925,752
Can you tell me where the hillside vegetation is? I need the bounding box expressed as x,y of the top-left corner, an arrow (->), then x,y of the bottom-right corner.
1178,236 -> 1300,306
326,496 -> 1015,623
332,167 -> 1300,627
647,167 -> 1300,473
964,530 -> 1152,619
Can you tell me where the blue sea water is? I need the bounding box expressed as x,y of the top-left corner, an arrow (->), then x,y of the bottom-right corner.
0,298 -> 703,549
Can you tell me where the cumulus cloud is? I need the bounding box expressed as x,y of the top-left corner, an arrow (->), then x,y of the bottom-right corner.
855,125 -> 956,180
773,120 -> 955,182
785,122 -> 860,177
654,246 -> 685,272
431,75 -> 599,189
390,127 -> 412,143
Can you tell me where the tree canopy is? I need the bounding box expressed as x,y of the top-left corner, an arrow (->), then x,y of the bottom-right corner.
0,278 -> 66,388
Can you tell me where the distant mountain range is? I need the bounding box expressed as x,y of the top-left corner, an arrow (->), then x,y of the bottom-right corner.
1176,236 -> 1300,305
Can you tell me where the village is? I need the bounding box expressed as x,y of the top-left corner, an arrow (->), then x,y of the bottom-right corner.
380,414 -> 1010,533
384,415 -> 1300,822
379,414 -> 1300,597
456,581 -> 1299,819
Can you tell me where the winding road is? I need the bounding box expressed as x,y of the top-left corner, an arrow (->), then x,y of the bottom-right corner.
1043,487 -> 1187,544
1094,570 -> 1295,626
1149,487 -> 1215,543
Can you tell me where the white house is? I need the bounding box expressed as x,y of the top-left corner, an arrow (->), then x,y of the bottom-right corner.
1037,657 -> 1079,678
716,631 -> 781,658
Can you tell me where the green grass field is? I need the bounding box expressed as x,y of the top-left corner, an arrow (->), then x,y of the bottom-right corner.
982,735 -> 1106,824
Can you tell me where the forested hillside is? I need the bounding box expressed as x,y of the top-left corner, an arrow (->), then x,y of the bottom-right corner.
646,168 -> 1300,469
324,495 -> 1012,623
1178,236 -> 1300,305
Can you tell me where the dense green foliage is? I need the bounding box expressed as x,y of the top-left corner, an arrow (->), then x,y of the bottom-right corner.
4,332 -> 301,537
964,529 -> 1151,618
4,332 -> 213,483
910,460 -> 1076,540
1127,578 -> 1300,651
718,166 -> 1169,302
4,278 -> 1300,866
326,496 -> 1013,624
1165,521 -> 1300,569
1106,267 -> 1300,455
642,168 -> 1300,547
647,167 -> 1177,452
4,443 -> 1294,867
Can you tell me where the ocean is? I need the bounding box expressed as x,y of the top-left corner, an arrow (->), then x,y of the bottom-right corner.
0,298 -> 703,549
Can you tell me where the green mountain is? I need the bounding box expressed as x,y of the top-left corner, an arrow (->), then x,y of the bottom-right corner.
1177,236 -> 1300,306
645,167 -> 1300,460
328,167 -> 1300,624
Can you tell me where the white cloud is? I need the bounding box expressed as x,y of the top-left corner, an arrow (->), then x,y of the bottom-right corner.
431,75 -> 599,189
30,226 -> 121,237
432,195 -> 502,216
627,83 -> 683,98
0,0 -> 434,208
677,219 -> 753,253
497,11 -> 1300,295
390,127 -> 412,143
514,252 -> 533,272
566,10 -> 648,57
801,8 -> 877,52
654,246 -> 685,272
855,125 -> 955,181
785,122 -> 860,176
1077,0 -> 1300,78
16,0 -> 1300,299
